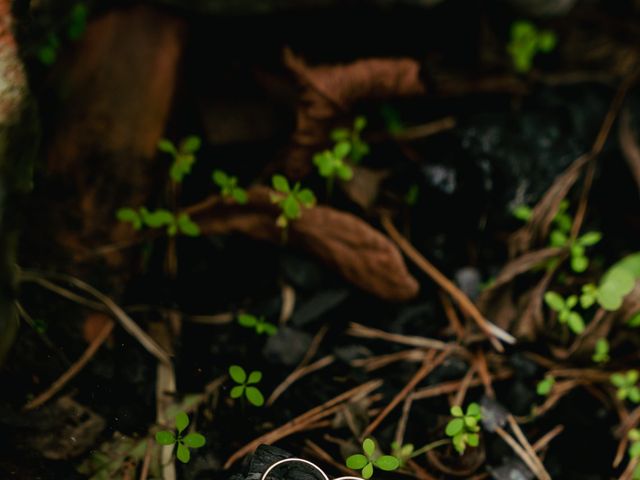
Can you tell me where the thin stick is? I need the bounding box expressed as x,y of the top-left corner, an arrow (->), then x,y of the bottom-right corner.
452,366 -> 475,407
532,425 -> 564,452
19,270 -> 171,364
352,349 -> 425,372
439,292 -> 466,340
507,415 -> 552,480
267,355 -> 335,405
412,370 -> 512,400
347,322 -> 455,351
381,215 -> 515,351
138,439 -> 153,480
495,426 -> 547,480
474,349 -> 495,398
362,349 -> 449,437
394,395 -> 415,448
304,440 -> 354,477
23,319 -> 115,410
224,380 -> 382,468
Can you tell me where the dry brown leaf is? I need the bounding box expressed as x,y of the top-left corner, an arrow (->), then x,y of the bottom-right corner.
45,6 -> 186,263
619,107 -> 640,193
282,48 -> 426,178
340,165 -> 390,210
189,186 -> 419,301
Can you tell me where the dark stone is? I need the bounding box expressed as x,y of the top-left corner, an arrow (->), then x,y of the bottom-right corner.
263,327 -> 312,366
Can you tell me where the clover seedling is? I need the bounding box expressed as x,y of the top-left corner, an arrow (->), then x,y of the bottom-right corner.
346,438 -> 400,479
313,141 -> 354,194
213,170 -> 248,204
155,412 -> 206,464
544,292 -> 585,334
536,375 -> 555,396
507,20 -> 556,73
592,338 -> 610,364
445,403 -> 482,455
158,136 -> 201,183
237,314 -> 277,336
270,175 -> 316,229
611,370 -> 640,403
331,115 -> 370,164
390,441 -> 414,467
117,208 -> 199,237
229,365 -> 264,407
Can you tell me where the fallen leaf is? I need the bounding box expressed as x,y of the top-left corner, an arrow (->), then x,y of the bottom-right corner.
188,187 -> 419,301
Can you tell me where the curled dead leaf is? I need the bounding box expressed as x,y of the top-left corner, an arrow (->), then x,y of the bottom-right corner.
188,187 -> 419,301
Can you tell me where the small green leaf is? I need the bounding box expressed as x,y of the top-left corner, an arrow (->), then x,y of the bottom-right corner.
282,195 -> 301,219
177,213 -> 200,237
571,255 -> 588,273
245,386 -> 264,406
155,431 -> 176,445
247,371 -> 262,384
544,292 -> 565,311
331,128 -> 350,142
272,175 -> 290,193
176,443 -> 191,463
362,462 -> 374,479
354,116 -> 367,132
578,231 -> 602,246
296,189 -> 316,207
512,205 -> 532,222
181,136 -> 201,153
363,438 -> 375,457
212,170 -> 229,186
630,442 -> 640,458
141,209 -> 174,228
238,314 -> 257,327
175,412 -> 189,434
262,323 -> 278,336
334,141 -> 351,158
567,312 -> 585,334
467,433 -> 480,447
346,454 -> 368,470
182,433 -> 206,448
629,312 -> 640,327
116,208 -> 142,230
537,31 -> 557,52
230,385 -> 245,399
550,230 -> 568,247
375,456 -> 400,471
232,188 -> 248,204
466,403 -> 481,417
450,406 -> 463,417
446,418 -> 464,437
611,373 -> 626,388
229,365 -> 246,384
158,139 -> 176,154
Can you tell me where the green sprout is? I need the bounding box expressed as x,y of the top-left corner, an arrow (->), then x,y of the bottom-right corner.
445,403 -> 482,455
405,184 -> 419,206
237,314 -> 277,336
229,365 -> 264,407
270,175 -> 316,229
536,375 -> 555,396
592,338 -> 610,364
37,2 -> 88,65
512,204 -> 533,222
158,136 -> 201,183
116,208 -> 200,237
346,438 -> 400,479
628,312 -> 640,327
390,441 -> 414,467
551,231 -> 601,273
507,20 -> 556,73
611,370 -> 640,403
331,115 -> 370,164
155,412 -> 206,464
544,292 -> 585,334
212,170 -> 248,204
313,141 -> 354,195
628,429 -> 640,479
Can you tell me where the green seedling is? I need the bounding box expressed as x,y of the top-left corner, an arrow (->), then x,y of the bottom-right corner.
390,441 -> 414,467
628,312 -> 640,327
405,184 -> 419,206
212,170 -> 248,204
37,2 -> 88,65
536,375 -> 555,396
611,370 -> 640,403
331,115 -> 370,164
158,136 -> 201,183
550,230 -> 601,273
507,20 -> 556,73
270,174 -> 316,229
445,403 -> 482,455
544,292 -> 585,334
346,438 -> 400,479
628,429 -> 640,480
313,141 -> 354,195
155,412 -> 206,464
592,338 -> 610,364
229,365 -> 264,407
237,314 -> 277,336
116,208 -> 200,237
512,204 -> 533,222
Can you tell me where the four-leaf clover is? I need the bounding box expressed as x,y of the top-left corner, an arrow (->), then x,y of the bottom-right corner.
213,170 -> 248,204
158,136 -> 201,183
346,438 -> 400,479
229,365 -> 265,407
611,370 -> 640,403
155,412 -> 206,463
270,175 -> 316,228
445,403 -> 482,455
544,292 -> 585,334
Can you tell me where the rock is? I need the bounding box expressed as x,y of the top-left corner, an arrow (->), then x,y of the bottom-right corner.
454,266 -> 482,300
291,288 -> 350,326
263,327 -> 312,366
